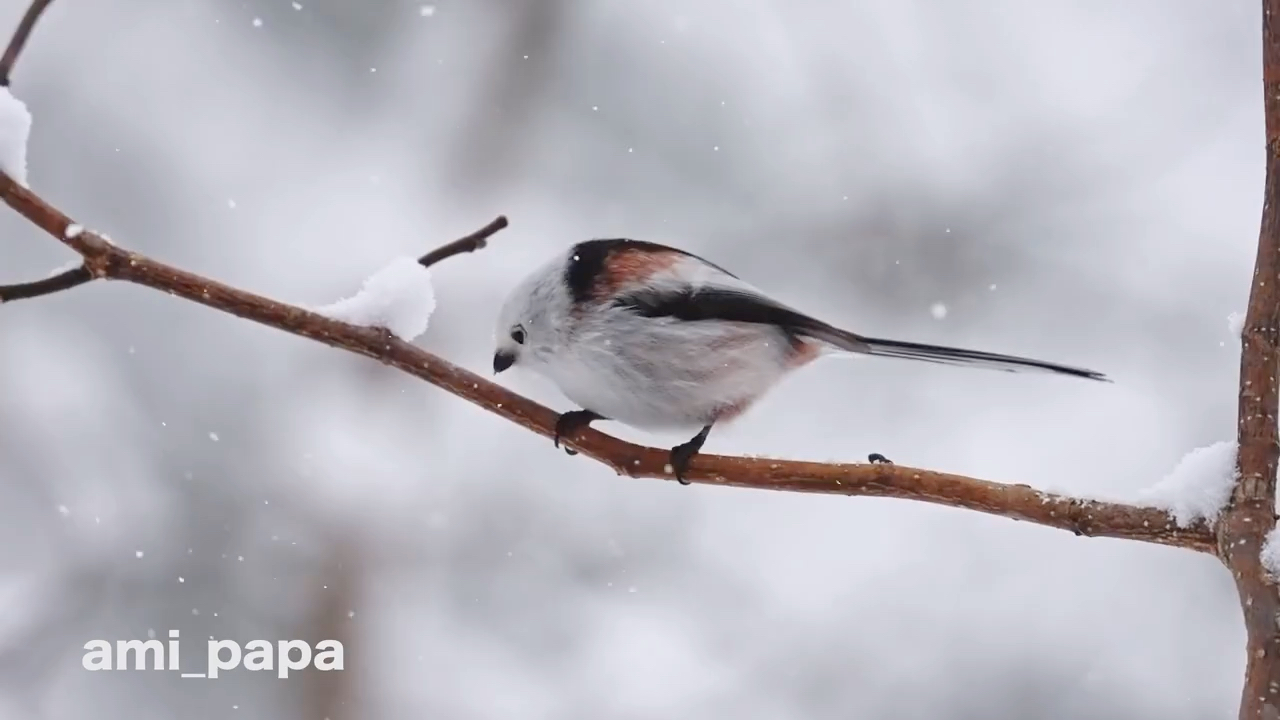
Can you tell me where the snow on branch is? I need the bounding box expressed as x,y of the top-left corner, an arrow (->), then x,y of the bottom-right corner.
314,257 -> 437,341
1137,441 -> 1238,528
0,86 -> 30,186
307,214 -> 510,339
0,0 -> 45,185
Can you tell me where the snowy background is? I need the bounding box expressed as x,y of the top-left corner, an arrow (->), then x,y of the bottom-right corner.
0,0 -> 1260,718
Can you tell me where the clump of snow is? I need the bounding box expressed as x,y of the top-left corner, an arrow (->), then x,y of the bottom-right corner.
1137,441 -> 1237,527
64,224 -> 83,239
1227,311 -> 1245,337
0,87 -> 31,186
314,256 -> 436,341
930,302 -> 948,320
1262,528 -> 1280,580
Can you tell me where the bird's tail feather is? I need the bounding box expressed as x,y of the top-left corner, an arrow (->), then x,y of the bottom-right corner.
805,326 -> 1109,382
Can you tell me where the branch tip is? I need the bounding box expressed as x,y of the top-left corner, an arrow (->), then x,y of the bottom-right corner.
417,215 -> 510,268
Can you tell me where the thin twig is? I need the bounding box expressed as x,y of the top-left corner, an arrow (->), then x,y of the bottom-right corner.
0,0 -> 52,87
0,265 -> 90,302
417,215 -> 509,268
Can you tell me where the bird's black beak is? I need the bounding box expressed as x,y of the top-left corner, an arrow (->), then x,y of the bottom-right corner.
493,350 -> 516,374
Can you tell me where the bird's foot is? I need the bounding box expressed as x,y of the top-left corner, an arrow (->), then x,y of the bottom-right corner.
868,453 -> 893,465
553,410 -> 605,456
669,443 -> 699,485
669,425 -> 714,485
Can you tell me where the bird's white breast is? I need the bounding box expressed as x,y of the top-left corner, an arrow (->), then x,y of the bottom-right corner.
529,302 -> 798,430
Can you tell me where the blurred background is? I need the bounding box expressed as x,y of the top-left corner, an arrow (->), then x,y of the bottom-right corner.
0,0 -> 1261,717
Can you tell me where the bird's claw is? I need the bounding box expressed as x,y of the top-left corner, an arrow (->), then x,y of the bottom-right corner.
669,445 -> 696,485
553,410 -> 603,456
667,425 -> 713,486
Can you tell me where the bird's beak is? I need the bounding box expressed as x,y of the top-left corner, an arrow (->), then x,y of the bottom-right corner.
493,350 -> 516,374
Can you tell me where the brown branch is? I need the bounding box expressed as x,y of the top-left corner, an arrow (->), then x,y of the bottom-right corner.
0,173 -> 1217,554
417,215 -> 508,268
0,0 -> 51,87
0,264 -> 89,302
1223,1 -> 1280,717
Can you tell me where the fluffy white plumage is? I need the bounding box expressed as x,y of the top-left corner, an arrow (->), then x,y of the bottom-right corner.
494,239 -> 1108,435
496,245 -> 807,430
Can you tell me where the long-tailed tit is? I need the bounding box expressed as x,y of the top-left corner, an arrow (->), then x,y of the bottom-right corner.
493,239 -> 1108,484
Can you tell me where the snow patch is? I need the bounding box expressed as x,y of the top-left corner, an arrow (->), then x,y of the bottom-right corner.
314,256 -> 436,341
1262,527 -> 1280,580
0,87 -> 31,186
1228,311 -> 1245,337
1137,441 -> 1237,527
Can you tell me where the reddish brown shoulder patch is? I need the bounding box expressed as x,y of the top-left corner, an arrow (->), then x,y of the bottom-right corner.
592,248 -> 682,300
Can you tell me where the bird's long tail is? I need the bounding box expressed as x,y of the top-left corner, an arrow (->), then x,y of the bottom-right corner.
807,326 -> 1109,382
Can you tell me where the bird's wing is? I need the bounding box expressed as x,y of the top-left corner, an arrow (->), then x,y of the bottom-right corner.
607,253 -> 868,352
569,240 -> 1110,382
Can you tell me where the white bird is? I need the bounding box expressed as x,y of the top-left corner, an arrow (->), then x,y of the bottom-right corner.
493,239 -> 1108,483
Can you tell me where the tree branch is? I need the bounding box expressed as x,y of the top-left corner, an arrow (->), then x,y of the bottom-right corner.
0,264 -> 90,302
0,172 -> 1217,554
1222,2 -> 1280,718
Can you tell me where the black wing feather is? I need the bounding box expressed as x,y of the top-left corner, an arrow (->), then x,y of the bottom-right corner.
611,285 -> 1110,381
612,285 -> 857,350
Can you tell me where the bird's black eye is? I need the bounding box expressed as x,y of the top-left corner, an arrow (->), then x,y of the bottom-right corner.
510,326 -> 526,344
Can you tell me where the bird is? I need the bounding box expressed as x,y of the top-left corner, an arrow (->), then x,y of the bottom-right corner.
492,238 -> 1108,484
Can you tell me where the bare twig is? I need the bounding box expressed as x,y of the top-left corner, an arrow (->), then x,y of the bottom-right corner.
1221,1 -> 1280,717
417,214 -> 508,268
0,264 -> 89,302
0,0 -> 51,87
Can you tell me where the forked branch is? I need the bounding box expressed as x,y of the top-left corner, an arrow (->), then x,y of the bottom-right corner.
0,174 -> 1216,553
